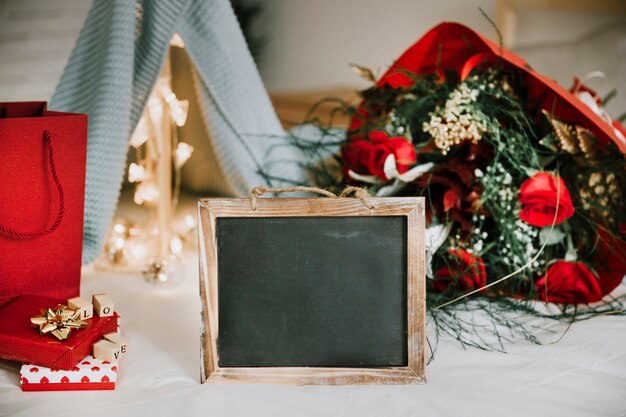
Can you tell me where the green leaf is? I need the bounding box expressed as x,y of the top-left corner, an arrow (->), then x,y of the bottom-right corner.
538,134 -> 558,152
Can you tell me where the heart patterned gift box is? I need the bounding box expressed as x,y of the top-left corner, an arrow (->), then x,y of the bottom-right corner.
20,355 -> 118,391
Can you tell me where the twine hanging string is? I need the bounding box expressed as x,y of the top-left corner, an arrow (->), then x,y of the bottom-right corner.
433,172 -> 564,310
0,130 -> 65,239
250,185 -> 373,210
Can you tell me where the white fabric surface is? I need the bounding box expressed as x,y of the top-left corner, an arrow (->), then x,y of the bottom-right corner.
1,253 -> 625,417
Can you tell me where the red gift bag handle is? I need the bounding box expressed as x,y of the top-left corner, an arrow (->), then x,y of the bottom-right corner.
0,130 -> 65,239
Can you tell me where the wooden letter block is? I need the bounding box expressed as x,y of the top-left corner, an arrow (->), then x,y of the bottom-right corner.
93,340 -> 122,362
67,297 -> 93,320
103,332 -> 128,355
92,293 -> 114,317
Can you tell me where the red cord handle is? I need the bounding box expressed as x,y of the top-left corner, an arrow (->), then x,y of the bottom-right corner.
0,130 -> 65,239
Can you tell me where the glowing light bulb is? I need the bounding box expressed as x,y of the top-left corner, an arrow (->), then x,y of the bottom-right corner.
184,214 -> 196,230
130,117 -> 150,148
128,243 -> 148,261
134,182 -> 160,205
170,236 -> 183,255
113,223 -> 126,234
114,237 -> 125,250
128,224 -> 141,237
147,96 -> 164,134
160,85 -> 176,104
128,163 -> 146,183
170,33 -> 185,48
158,84 -> 189,126
175,142 -> 194,168
170,99 -> 189,126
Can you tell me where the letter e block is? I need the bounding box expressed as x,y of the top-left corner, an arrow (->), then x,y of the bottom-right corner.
92,293 -> 115,317
93,340 -> 122,362
67,297 -> 93,320
103,332 -> 128,355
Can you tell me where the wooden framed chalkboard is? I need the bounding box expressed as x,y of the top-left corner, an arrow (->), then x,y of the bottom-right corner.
198,194 -> 425,384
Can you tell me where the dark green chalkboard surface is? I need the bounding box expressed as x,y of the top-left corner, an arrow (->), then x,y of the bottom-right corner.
216,216 -> 407,367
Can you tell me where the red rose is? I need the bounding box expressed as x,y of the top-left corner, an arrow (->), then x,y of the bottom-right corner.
433,248 -> 487,292
341,131 -> 416,180
518,172 -> 575,227
535,261 -> 603,304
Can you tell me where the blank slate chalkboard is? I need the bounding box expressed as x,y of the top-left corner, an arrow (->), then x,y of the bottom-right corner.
217,216 -> 407,367
198,196 -> 425,385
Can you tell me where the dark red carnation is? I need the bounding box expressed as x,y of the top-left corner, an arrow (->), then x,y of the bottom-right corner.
535,261 -> 603,304
433,248 -> 487,292
518,172 -> 575,227
415,142 -> 490,232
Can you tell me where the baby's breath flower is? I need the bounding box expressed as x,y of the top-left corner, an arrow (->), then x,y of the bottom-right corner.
423,83 -> 488,154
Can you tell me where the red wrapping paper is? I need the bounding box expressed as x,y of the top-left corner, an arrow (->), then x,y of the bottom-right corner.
350,22 -> 626,153
0,295 -> 118,371
0,102 -> 87,307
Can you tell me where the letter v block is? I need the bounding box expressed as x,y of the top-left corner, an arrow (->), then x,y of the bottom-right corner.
93,340 -> 122,362
103,332 -> 128,355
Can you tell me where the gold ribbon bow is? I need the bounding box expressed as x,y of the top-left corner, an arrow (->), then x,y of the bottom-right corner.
30,304 -> 88,341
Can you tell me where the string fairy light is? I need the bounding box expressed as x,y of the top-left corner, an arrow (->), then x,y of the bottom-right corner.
174,142 -> 194,168
128,163 -> 146,183
95,37 -> 196,282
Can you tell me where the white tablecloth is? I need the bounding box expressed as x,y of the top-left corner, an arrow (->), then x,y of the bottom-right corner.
1,252 -> 625,417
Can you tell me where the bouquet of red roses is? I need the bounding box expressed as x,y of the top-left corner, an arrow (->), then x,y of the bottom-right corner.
338,23 -> 626,313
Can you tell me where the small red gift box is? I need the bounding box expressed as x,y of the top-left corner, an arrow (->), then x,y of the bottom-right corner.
20,355 -> 119,391
0,295 -> 118,370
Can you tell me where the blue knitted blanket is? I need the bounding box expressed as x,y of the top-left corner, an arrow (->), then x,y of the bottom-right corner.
51,0 -> 307,263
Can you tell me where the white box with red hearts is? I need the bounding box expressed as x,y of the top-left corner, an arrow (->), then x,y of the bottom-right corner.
20,356 -> 118,391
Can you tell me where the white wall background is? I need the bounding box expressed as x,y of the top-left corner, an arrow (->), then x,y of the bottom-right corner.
255,0 -> 626,114
0,0 -> 92,102
0,0 -> 624,114
256,0 -> 495,91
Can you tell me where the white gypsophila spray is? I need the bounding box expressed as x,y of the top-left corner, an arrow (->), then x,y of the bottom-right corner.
423,83 -> 488,154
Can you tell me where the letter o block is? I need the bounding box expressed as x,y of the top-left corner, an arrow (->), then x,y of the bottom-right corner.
92,293 -> 115,317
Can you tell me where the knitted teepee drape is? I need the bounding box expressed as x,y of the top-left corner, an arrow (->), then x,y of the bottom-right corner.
51,0 -> 306,263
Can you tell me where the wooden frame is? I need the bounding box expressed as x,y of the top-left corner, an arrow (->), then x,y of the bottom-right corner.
197,196 -> 426,385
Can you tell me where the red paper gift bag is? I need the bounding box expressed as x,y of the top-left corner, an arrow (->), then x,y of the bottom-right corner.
0,102 -> 87,307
